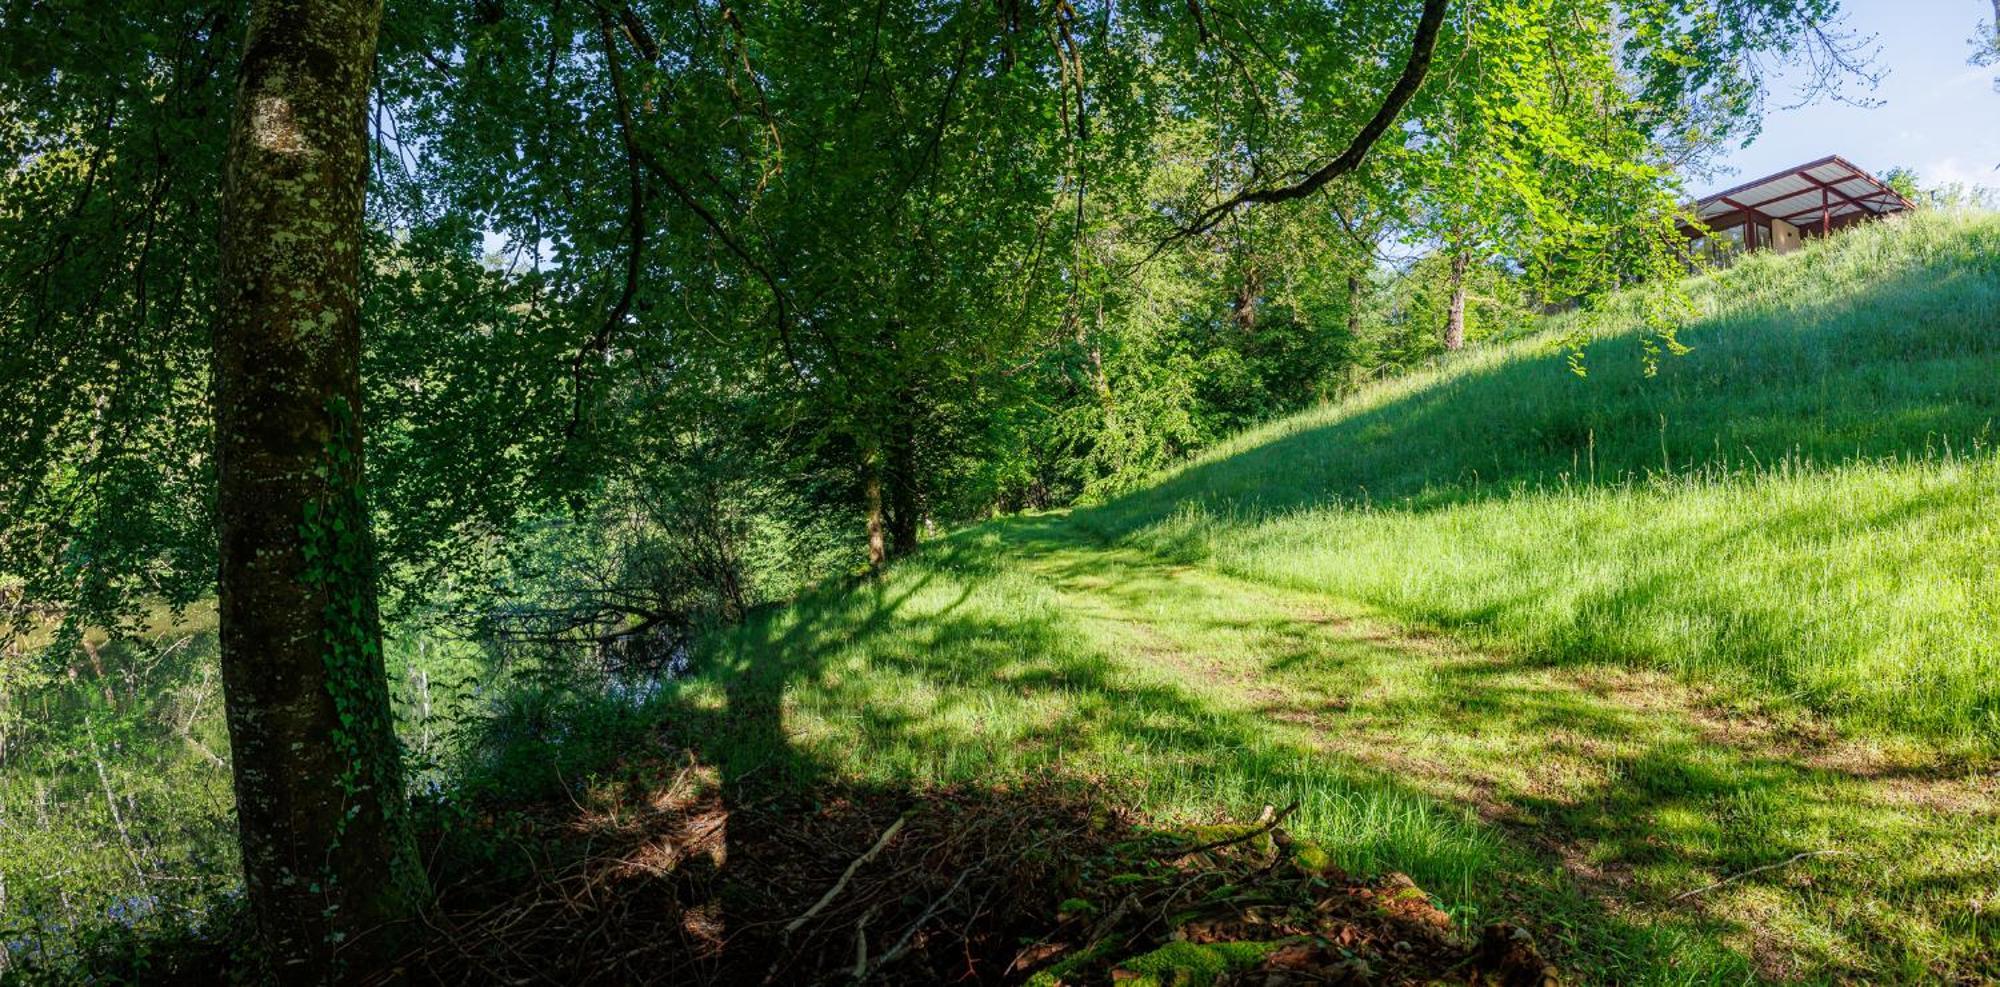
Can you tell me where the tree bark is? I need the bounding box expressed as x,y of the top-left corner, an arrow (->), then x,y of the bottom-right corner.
864,449 -> 888,569
1170,0 -> 1450,239
213,0 -> 425,976
1442,249 -> 1468,351
1346,273 -> 1362,340
1231,265 -> 1261,332
884,414 -> 920,558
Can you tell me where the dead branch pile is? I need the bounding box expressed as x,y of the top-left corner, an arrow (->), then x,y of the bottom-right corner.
367,752 -> 1558,986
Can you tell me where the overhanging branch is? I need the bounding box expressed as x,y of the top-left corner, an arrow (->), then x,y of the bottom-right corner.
1168,0 -> 1449,242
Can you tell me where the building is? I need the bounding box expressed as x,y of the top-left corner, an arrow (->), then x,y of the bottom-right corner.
1682,155 -> 1913,259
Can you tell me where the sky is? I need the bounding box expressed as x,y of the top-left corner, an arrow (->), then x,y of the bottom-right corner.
1701,0 -> 2000,197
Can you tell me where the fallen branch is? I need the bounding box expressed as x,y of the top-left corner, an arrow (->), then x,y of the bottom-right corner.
782,811 -> 909,933
849,902 -> 881,982
1153,802 -> 1300,860
860,867 -> 974,980
1671,849 -> 1847,902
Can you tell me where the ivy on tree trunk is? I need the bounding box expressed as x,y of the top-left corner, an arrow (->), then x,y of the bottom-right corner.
212,0 -> 426,975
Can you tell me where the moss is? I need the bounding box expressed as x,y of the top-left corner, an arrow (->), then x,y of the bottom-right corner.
1114,939 -> 1287,987
1286,839 -> 1338,876
1175,822 -> 1277,856
1024,936 -> 1127,987
1057,897 -> 1097,917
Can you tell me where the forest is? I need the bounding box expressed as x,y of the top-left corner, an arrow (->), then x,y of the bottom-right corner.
2,0 -> 1997,983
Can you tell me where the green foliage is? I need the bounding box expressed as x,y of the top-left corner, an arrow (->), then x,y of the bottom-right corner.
0,2 -> 235,641
0,611 -> 238,976
2,0 -> 1866,622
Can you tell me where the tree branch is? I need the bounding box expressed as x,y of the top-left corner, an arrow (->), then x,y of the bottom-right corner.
592,3 -> 812,382
563,6 -> 651,452
1170,0 -> 1449,241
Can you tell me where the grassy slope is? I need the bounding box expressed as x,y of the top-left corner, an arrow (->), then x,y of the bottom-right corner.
1097,208 -> 2000,744
677,210 -> 2000,982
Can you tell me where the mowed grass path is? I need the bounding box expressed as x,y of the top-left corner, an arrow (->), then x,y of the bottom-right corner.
688,516 -> 1997,983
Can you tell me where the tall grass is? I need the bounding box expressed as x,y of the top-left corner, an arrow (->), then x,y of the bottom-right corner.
1088,209 -> 2000,744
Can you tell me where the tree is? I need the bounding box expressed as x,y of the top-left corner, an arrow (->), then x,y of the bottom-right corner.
1973,0 -> 2000,92
212,0 -> 425,973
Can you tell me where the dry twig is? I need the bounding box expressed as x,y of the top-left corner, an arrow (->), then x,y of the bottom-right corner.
1671,849 -> 1847,902
786,812 -> 910,935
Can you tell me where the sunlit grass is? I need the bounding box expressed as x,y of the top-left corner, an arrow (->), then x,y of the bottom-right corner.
667,209 -> 2000,981
1092,208 -> 2000,744
1126,456 -> 2000,745
679,513 -> 1996,981
684,536 -> 1502,899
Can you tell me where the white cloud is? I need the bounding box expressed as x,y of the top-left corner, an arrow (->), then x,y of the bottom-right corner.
1921,155 -> 2000,191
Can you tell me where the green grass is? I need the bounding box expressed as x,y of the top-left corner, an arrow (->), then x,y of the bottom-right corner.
657,209 -> 2000,981
672,517 -> 1995,982
1098,208 -> 2000,745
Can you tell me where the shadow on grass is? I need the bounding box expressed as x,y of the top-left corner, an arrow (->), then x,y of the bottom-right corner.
628,521 -> 1763,982
365,530 -> 1576,982
997,518 -> 1993,981
380,507 -> 1994,983
1245,639 -> 2000,981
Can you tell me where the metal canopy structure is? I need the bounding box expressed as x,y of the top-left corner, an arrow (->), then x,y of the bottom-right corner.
1691,154 -> 1913,231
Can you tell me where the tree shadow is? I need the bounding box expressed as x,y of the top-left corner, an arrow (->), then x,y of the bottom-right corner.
685,526 -> 1765,979
989,514 -> 1994,979
1218,568 -> 2000,981
371,519 -> 1774,983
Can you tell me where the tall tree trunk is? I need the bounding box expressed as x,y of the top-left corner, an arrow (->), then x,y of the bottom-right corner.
1086,295 -> 1112,407
1346,273 -> 1362,340
1442,249 -> 1468,351
864,448 -> 888,570
1231,265 -> 1261,332
884,413 -> 920,558
213,0 -> 425,975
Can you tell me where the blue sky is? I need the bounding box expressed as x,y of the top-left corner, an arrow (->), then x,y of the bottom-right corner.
1703,1 -> 2000,196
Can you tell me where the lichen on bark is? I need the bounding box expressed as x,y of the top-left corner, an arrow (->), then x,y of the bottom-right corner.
212,0 -> 426,976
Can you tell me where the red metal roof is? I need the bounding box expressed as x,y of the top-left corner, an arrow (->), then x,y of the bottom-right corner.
1691,155 -> 1913,227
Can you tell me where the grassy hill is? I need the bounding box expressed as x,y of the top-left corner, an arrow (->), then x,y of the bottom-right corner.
658,209 -> 2000,982
1098,207 -> 2000,743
